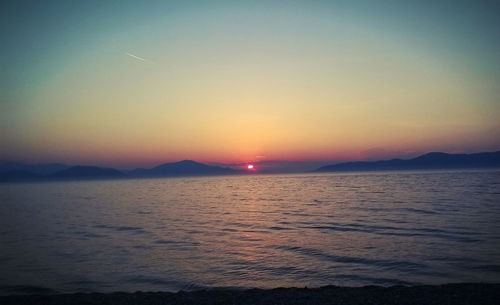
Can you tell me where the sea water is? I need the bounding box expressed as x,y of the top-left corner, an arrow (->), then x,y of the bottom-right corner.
1,170 -> 499,294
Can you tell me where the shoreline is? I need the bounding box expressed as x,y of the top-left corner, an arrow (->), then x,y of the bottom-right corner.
1,283 -> 499,305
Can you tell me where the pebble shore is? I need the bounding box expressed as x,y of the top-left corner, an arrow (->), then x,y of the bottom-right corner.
1,283 -> 499,305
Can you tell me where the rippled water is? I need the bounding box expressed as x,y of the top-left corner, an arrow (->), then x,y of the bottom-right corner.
1,170 -> 499,294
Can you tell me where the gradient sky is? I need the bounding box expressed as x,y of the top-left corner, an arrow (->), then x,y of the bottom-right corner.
1,0 -> 500,168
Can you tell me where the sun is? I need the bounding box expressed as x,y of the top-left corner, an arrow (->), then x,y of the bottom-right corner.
247,164 -> 254,170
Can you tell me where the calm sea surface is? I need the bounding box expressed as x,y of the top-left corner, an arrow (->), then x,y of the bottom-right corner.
1,170 -> 500,294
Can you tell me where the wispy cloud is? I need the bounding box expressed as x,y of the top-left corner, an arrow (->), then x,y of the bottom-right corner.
125,52 -> 151,62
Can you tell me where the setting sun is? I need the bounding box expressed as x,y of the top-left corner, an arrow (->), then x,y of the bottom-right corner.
1,2 -> 500,302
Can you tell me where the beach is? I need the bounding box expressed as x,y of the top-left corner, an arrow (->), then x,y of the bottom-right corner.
1,283 -> 499,305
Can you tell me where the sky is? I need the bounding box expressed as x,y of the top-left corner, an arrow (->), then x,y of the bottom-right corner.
1,0 -> 500,168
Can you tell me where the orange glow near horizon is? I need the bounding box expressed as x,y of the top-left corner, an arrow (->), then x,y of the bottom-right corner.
1,2 -> 500,167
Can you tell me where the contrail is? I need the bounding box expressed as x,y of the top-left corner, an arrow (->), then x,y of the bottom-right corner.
125,52 -> 149,62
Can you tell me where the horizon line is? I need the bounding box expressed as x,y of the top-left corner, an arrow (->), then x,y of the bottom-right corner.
2,150 -> 500,170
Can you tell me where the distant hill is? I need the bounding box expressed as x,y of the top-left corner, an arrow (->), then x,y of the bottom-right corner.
316,151 -> 500,172
0,170 -> 43,182
131,160 -> 239,177
49,166 -> 125,178
0,162 -> 69,175
0,160 -> 240,182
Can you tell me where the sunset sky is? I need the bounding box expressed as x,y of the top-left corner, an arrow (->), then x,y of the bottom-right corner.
1,1 -> 499,168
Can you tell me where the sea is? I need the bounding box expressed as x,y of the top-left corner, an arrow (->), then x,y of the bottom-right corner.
1,169 -> 499,295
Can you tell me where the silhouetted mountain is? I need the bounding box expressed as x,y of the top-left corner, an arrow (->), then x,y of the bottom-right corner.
316,151 -> 500,172
0,170 -> 43,182
0,160 -> 240,182
0,162 -> 69,175
49,166 -> 124,178
131,160 -> 239,177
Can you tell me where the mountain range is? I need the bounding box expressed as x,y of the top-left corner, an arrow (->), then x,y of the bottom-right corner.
0,160 -> 239,182
49,166 -> 125,178
1,151 -> 499,182
130,160 -> 238,177
0,162 -> 69,175
316,151 -> 500,172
